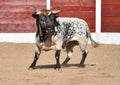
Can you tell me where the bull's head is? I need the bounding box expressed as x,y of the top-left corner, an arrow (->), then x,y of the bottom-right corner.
32,8 -> 61,42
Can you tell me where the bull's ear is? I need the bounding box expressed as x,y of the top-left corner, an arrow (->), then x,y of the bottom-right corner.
32,8 -> 38,19
32,8 -> 41,19
51,9 -> 62,14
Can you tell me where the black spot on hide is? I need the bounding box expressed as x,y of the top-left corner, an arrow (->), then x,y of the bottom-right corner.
86,31 -> 88,38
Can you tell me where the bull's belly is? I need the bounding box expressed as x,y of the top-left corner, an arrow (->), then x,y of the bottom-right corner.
42,45 -> 56,51
41,40 -> 56,51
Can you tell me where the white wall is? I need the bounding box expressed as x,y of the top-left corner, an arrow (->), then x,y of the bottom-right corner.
0,33 -> 119,45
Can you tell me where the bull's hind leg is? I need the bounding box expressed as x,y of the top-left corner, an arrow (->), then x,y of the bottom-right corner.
78,39 -> 88,68
29,44 -> 41,69
79,50 -> 88,67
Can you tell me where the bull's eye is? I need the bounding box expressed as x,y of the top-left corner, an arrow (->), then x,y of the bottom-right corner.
40,19 -> 44,22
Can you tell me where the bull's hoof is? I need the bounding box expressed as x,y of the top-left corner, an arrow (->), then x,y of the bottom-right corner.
28,67 -> 35,70
62,63 -> 67,67
55,68 -> 62,71
28,65 -> 35,70
79,64 -> 86,68
54,64 -> 61,71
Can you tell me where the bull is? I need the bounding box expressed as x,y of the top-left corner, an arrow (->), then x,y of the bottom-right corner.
29,9 -> 97,70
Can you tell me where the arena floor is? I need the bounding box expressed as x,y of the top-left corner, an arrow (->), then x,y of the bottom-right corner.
0,43 -> 120,85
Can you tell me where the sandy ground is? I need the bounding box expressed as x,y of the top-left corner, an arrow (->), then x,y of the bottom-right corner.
0,43 -> 120,85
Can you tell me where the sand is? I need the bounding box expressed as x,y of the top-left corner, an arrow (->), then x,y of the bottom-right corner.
0,43 -> 120,85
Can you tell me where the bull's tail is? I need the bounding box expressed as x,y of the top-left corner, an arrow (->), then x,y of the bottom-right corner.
88,30 -> 98,48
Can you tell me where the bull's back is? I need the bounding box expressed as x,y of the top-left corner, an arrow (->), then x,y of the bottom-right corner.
56,17 -> 89,40
56,17 -> 89,31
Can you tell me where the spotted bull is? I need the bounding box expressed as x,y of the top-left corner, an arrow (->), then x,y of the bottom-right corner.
29,9 -> 97,70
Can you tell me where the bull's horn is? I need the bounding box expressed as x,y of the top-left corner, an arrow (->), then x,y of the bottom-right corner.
51,9 -> 61,14
33,8 -> 42,15
36,10 -> 42,15
32,8 -> 37,14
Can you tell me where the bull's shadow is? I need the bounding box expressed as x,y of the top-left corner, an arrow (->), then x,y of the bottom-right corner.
34,63 -> 96,69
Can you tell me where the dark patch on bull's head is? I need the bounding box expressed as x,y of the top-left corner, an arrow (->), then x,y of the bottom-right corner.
32,8 -> 61,42
32,9 -> 61,30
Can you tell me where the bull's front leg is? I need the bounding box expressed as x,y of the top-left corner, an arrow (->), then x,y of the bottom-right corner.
29,51 -> 40,69
29,43 -> 41,69
55,49 -> 61,69
54,37 -> 63,70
